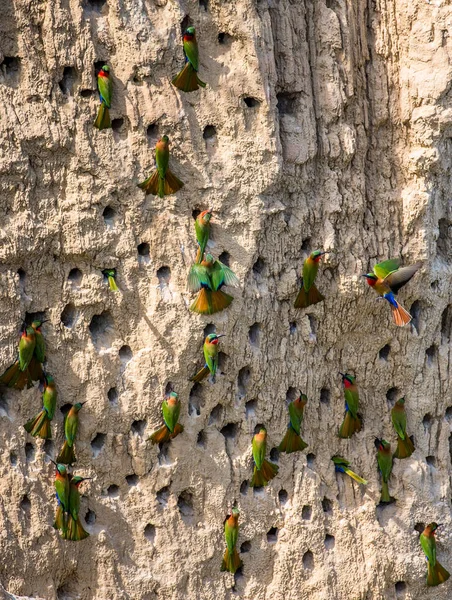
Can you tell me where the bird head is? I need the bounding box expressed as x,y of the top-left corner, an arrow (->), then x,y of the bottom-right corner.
362,272 -> 378,286
185,26 -> 196,36
396,397 -> 405,406
101,65 -> 110,74
206,333 -> 225,345
72,476 -> 91,487
167,392 -> 179,405
199,209 -> 212,223
340,373 -> 355,387
161,135 -> 169,144
311,250 -> 326,262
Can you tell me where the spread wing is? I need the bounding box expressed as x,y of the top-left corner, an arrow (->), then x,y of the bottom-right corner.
373,259 -> 400,279
385,262 -> 422,294
187,264 -> 211,292
210,261 -> 239,290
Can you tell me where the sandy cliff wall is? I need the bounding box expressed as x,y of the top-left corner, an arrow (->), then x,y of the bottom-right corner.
0,0 -> 452,599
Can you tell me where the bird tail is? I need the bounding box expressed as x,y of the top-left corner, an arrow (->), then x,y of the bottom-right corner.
67,516 -> 89,541
56,440 -> 76,465
393,435 -> 415,459
53,505 -> 64,531
94,103 -> 111,130
0,361 -> 32,390
172,62 -> 206,92
108,276 -> 118,292
338,411 -> 362,439
250,460 -> 279,487
190,288 -> 233,315
137,169 -> 183,198
390,301 -> 412,327
380,480 -> 393,504
28,356 -> 43,383
138,170 -> 160,195
190,365 -> 210,383
427,559 -> 450,586
163,168 -> 184,196
343,467 -> 368,485
24,409 -> 51,439
294,282 -> 324,308
278,426 -> 308,454
221,548 -> 242,574
169,423 -> 184,440
149,424 -> 171,445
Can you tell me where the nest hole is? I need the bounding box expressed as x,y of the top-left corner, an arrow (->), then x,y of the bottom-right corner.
108,387 -> 118,404
156,485 -> 170,506
302,550 -> 314,570
322,497 -> 333,514
91,432 -> 106,457
220,423 -> 237,439
177,490 -> 194,517
320,388 -> 330,405
301,505 -> 312,520
240,480 -> 249,495
240,540 -> 251,553
68,268 -> 83,286
25,443 -> 35,462
324,534 -> 335,550
208,404 -> 222,425
61,303 -> 77,328
278,489 -> 288,505
245,399 -> 257,419
243,97 -> 261,108
267,527 -> 278,544
144,523 -> 155,542
131,419 -> 146,436
59,66 -> 77,95
107,484 -> 119,498
379,344 -> 391,361
157,266 -> 171,285
85,509 -> 96,524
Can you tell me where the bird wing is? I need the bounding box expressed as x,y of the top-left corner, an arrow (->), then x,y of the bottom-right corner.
98,75 -> 112,108
373,259 -> 400,279
162,399 -> 180,433
187,264 -> 210,292
384,262 -> 422,294
184,38 -> 199,71
391,409 -> 406,439
210,261 -> 239,290
420,533 -> 436,566
288,402 -> 301,435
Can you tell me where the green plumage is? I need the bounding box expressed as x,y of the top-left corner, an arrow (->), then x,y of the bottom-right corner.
162,393 -> 180,433
376,439 -> 394,503
172,28 -> 206,92
195,211 -> 212,262
19,327 -> 36,371
97,68 -> 112,108
102,269 -> 118,292
204,336 -> 219,378
188,255 -> 239,295
31,321 -> 46,363
250,429 -> 278,487
420,524 -> 450,586
391,398 -> 415,459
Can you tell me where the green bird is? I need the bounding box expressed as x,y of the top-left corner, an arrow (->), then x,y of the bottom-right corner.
31,320 -> 46,363
93,65 -> 112,130
391,398 -> 415,459
294,250 -> 326,308
250,428 -> 278,487
19,325 -> 36,371
278,395 -> 308,454
221,507 -> 242,574
172,27 -> 207,92
102,268 -> 119,292
149,392 -> 184,444
375,439 -> 394,504
67,476 -> 90,541
190,333 -> 225,384
420,523 -> 450,586
332,456 -> 368,485
194,209 -> 212,263
53,462 -> 70,537
57,402 -> 87,465
24,374 -> 57,439
188,253 -> 239,315
0,322 -> 45,389
338,373 -> 362,438
138,135 -> 184,198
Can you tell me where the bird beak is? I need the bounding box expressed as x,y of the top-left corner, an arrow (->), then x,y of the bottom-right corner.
80,401 -> 89,406
40,319 -> 50,324
217,334 -> 226,338
361,274 -> 368,278
49,459 -> 57,466
338,372 -> 345,377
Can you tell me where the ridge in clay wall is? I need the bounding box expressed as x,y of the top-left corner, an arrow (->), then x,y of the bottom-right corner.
1,0 -> 452,599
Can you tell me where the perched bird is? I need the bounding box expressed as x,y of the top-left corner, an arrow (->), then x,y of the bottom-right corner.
195,209 -> 212,263
188,254 -> 239,315
250,428 -> 278,487
391,398 -> 415,459
138,136 -> 184,198
190,333 -> 225,383
53,462 -> 70,538
149,392 -> 184,444
67,476 -> 90,541
363,258 -> 422,326
294,250 -> 325,308
102,269 -> 119,292
375,439 -> 394,504
24,374 -> 57,439
338,373 -> 362,438
332,456 -> 368,485
0,323 -> 44,389
420,523 -> 450,586
57,402 -> 87,464
93,64 -> 112,130
278,395 -> 308,454
221,507 -> 242,574
172,26 -> 206,92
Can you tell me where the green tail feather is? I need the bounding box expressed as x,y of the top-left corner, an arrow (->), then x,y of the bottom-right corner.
67,516 -> 89,541
393,435 -> 415,459
250,459 -> 278,487
24,410 -> 51,439
427,559 -> 450,586
56,440 -> 76,465
294,283 -> 324,308
94,103 -> 111,130
344,468 -> 367,485
380,480 -> 393,504
278,426 -> 308,454
172,62 -> 206,92
221,548 -> 242,574
338,411 -> 361,438
108,276 -> 118,292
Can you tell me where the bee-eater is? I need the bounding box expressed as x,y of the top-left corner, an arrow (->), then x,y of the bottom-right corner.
138,136 -> 184,198
24,374 -> 57,439
102,269 -> 118,292
31,320 -> 46,363
57,402 -> 87,464
190,333 -> 225,383
250,428 -> 278,487
149,392 -> 184,444
294,250 -> 325,308
391,398 -> 415,459
53,462 -> 70,537
195,209 -> 212,263
221,508 -> 242,574
67,476 -> 90,541
420,523 -> 450,586
278,395 -> 308,453
375,439 -> 394,503
363,258 -> 422,326
332,456 -> 367,485
0,322 -> 45,389
188,254 -> 239,315
93,64 -> 112,130
172,27 -> 206,92
338,373 -> 362,438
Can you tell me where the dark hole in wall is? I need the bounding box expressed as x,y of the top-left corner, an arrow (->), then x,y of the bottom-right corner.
10,452 -> 17,466
59,66 -> 77,95
107,484 -> 119,498
253,423 -> 265,435
245,399 -> 257,418
85,0 -> 106,12
137,242 -> 150,257
60,403 -> 72,417
146,122 -> 158,140
25,443 -> 35,462
307,453 -> 315,468
386,387 -> 400,407
126,474 -> 139,486
270,447 -> 279,462
289,321 -> 297,334
94,60 -> 108,77
301,505 -> 312,520
20,495 -> 31,512
108,387 -> 118,404
322,497 -> 332,514
320,388 -> 330,405
425,344 -> 437,365
441,304 -> 452,345
302,550 -> 314,570
157,485 -> 170,506
248,322 -> 261,347
203,323 -> 216,337
119,345 -> 133,365
192,208 -> 201,220
1,56 -> 20,76
17,268 -> 26,285
131,419 -> 146,435
43,439 -> 54,456
89,311 -> 114,348
426,455 -> 436,467
68,268 -> 83,285
203,125 -> 216,140
308,314 -> 317,335
252,256 -> 265,275
324,534 -> 335,550
267,527 -> 278,543
0,395 -> 9,416
197,430 -> 206,447
157,266 -> 171,285
91,433 -> 106,457
240,480 -> 249,495
414,522 -> 425,534
278,489 -> 288,505
237,367 -> 251,397
111,118 -> 125,132
379,344 -> 391,361
220,423 -> 237,439
395,581 -> 407,595
218,32 -> 232,44
180,15 -> 192,33
102,205 -> 116,226
199,0 -> 208,9
61,303 -> 77,328
177,490 -> 194,517
410,300 -> 421,332
218,251 -> 230,266
286,387 -> 298,403
240,540 -> 251,553
449,433 -> 452,470
189,383 -> 204,416
208,404 -> 222,425
243,97 -> 261,108
423,413 -> 433,432
276,92 -> 298,116
144,523 -> 155,542
80,88 -> 94,98
85,509 -> 96,524
446,406 -> 452,422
